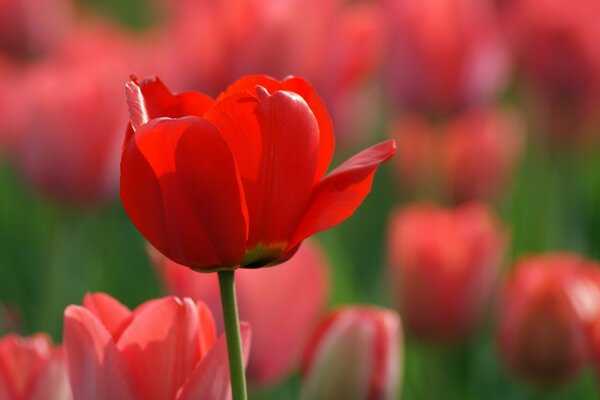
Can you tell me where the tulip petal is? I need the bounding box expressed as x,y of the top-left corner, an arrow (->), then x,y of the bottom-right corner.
116,297 -> 200,400
0,334 -> 51,399
205,88 -> 320,259
218,75 -> 334,181
83,293 -> 132,342
30,351 -> 71,400
178,322 -> 251,400
196,301 -> 217,359
120,116 -> 248,270
63,306 -> 137,400
289,139 -> 396,250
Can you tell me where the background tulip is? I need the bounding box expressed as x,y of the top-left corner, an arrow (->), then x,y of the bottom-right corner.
63,293 -> 251,400
388,203 -> 505,343
153,239 -> 329,387
0,333 -> 70,400
497,254 -> 600,385
300,307 -> 402,400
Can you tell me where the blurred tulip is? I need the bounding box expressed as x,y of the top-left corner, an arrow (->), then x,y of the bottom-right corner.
506,0 -> 600,144
0,333 -> 70,400
63,293 -> 251,400
155,0 -> 384,144
498,254 -> 600,385
153,240 -> 329,386
121,75 -> 395,271
0,58 -> 25,160
12,24 -> 144,204
300,307 -> 402,400
383,0 -> 509,115
0,0 -> 72,56
390,108 -> 523,203
388,203 -> 505,343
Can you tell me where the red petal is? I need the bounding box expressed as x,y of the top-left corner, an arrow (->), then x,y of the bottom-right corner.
196,301 -> 217,360
126,76 -> 213,124
206,88 -> 320,259
218,75 -> 334,182
120,117 -> 248,270
178,322 -> 252,400
288,139 -> 396,250
116,297 -> 200,400
83,293 -> 133,342
63,306 -> 138,400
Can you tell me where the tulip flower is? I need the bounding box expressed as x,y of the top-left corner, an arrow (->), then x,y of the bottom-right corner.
0,333 -> 70,400
505,0 -> 600,143
152,239 -> 329,386
63,293 -> 251,400
383,0 -> 509,115
121,74 -> 395,272
388,203 -> 505,343
389,108 -> 523,203
497,254 -> 600,385
300,307 -> 402,400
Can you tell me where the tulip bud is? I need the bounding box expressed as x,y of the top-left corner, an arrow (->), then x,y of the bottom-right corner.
0,333 -> 70,400
498,254 -> 599,385
300,307 -> 402,400
388,203 -> 505,343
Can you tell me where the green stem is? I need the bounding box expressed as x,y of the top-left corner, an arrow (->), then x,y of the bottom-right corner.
218,270 -> 247,400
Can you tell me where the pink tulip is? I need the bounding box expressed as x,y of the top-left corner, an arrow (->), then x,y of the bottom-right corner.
300,307 -> 402,400
63,293 -> 251,400
505,0 -> 600,144
152,240 -> 329,386
389,108 -> 523,203
383,0 -> 509,115
388,203 -> 505,343
498,254 -> 600,385
12,24 -> 145,204
0,0 -> 72,56
0,333 -> 71,400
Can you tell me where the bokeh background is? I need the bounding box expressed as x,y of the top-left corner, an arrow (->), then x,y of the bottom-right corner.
2,0 -> 600,398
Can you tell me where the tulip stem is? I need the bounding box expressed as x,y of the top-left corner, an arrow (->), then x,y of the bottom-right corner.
218,270 -> 247,400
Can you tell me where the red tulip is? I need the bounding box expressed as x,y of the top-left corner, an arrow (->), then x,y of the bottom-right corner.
121,75 -> 395,271
388,203 -> 505,342
0,333 -> 70,400
383,0 -> 509,115
63,293 -> 251,400
497,254 -> 600,385
300,307 -> 402,400
506,0 -> 600,143
389,108 -> 523,203
153,239 -> 329,386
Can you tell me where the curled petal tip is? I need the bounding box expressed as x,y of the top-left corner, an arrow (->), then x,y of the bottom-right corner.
125,80 -> 149,132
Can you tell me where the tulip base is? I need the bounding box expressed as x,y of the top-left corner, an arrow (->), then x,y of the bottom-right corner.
218,270 -> 248,400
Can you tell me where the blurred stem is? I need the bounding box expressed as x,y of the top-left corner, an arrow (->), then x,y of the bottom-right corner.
218,270 -> 247,400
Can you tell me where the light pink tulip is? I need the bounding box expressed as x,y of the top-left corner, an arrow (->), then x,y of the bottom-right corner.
300,307 -> 402,400
152,240 -> 329,386
498,254 -> 600,385
388,203 -> 505,343
0,333 -> 71,400
63,293 -> 251,400
383,0 -> 509,115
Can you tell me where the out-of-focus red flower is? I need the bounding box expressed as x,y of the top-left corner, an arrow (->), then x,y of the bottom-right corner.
121,75 -> 395,271
300,307 -> 402,400
383,0 -> 509,115
506,0 -> 600,144
0,333 -> 70,400
0,0 -> 72,56
63,293 -> 251,400
389,108 -> 523,203
388,203 -> 505,343
152,239 -> 329,386
154,0 -> 384,144
12,24 -> 152,204
498,254 -> 600,385
0,58 -> 26,160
